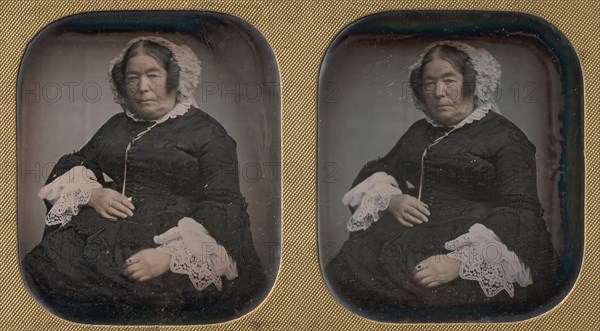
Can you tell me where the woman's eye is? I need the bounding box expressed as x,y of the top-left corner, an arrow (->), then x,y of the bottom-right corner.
423,82 -> 436,91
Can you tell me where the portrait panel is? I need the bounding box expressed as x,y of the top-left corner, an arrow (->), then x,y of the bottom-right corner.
17,11 -> 280,325
318,11 -> 583,322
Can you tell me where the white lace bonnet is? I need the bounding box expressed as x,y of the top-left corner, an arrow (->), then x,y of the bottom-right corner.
107,36 -> 202,115
408,41 -> 502,112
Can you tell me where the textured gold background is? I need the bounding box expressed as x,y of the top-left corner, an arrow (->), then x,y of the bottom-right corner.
1,0 -> 597,330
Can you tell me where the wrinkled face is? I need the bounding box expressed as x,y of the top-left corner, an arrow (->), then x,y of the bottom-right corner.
421,55 -> 474,126
125,53 -> 177,120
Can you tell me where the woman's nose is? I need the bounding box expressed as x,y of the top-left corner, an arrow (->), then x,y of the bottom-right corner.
138,76 -> 150,92
435,81 -> 445,97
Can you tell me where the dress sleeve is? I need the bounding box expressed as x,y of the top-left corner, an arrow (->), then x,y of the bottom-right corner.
40,115 -> 118,211
186,134 -> 265,296
154,134 -> 264,294
39,116 -> 118,229
475,135 -> 557,295
341,123 -> 425,231
350,142 -> 404,190
348,121 -> 426,195
189,135 -> 249,257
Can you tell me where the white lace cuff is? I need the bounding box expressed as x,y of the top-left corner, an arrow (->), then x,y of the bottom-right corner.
37,165 -> 103,226
342,172 -> 402,232
445,223 -> 532,298
154,217 -> 238,291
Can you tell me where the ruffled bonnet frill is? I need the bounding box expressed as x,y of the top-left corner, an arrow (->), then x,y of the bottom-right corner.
107,36 -> 202,123
408,41 -> 502,127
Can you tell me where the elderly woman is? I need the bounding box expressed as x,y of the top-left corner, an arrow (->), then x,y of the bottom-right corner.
22,36 -> 265,323
325,41 -> 559,320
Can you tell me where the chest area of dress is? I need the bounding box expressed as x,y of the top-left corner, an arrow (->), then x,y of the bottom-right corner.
397,127 -> 497,191
97,122 -> 201,186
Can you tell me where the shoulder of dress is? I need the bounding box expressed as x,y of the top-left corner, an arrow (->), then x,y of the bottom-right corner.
481,112 -> 535,149
186,107 -> 233,142
399,118 -> 430,142
404,118 -> 429,135
93,112 -> 128,134
105,112 -> 128,124
187,107 -> 225,129
412,118 -> 429,127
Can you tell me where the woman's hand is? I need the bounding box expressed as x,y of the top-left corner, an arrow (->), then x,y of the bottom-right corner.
412,254 -> 461,288
122,248 -> 171,282
387,194 -> 430,228
87,188 -> 135,221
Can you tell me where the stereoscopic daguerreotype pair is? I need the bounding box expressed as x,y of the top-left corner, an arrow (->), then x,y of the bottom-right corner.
17,11 -> 582,324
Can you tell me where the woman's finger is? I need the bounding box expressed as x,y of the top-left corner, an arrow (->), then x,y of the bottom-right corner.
415,202 -> 430,216
137,275 -> 151,282
106,207 -> 128,220
99,210 -> 117,221
103,190 -> 133,207
405,207 -> 428,223
129,269 -> 146,281
119,197 -> 135,211
402,211 -> 424,224
108,194 -> 135,212
412,261 -> 434,278
403,195 -> 428,209
125,256 -> 140,266
417,275 -> 436,286
122,256 -> 141,270
394,214 -> 414,228
411,263 -> 428,276
110,201 -> 134,217
123,263 -> 144,276
413,268 -> 434,282
426,281 -> 441,288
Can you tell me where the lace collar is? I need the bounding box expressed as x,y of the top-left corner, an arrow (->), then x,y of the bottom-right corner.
424,104 -> 491,129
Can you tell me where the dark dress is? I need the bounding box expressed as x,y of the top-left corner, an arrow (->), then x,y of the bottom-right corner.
325,111 -> 561,321
22,107 -> 266,324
